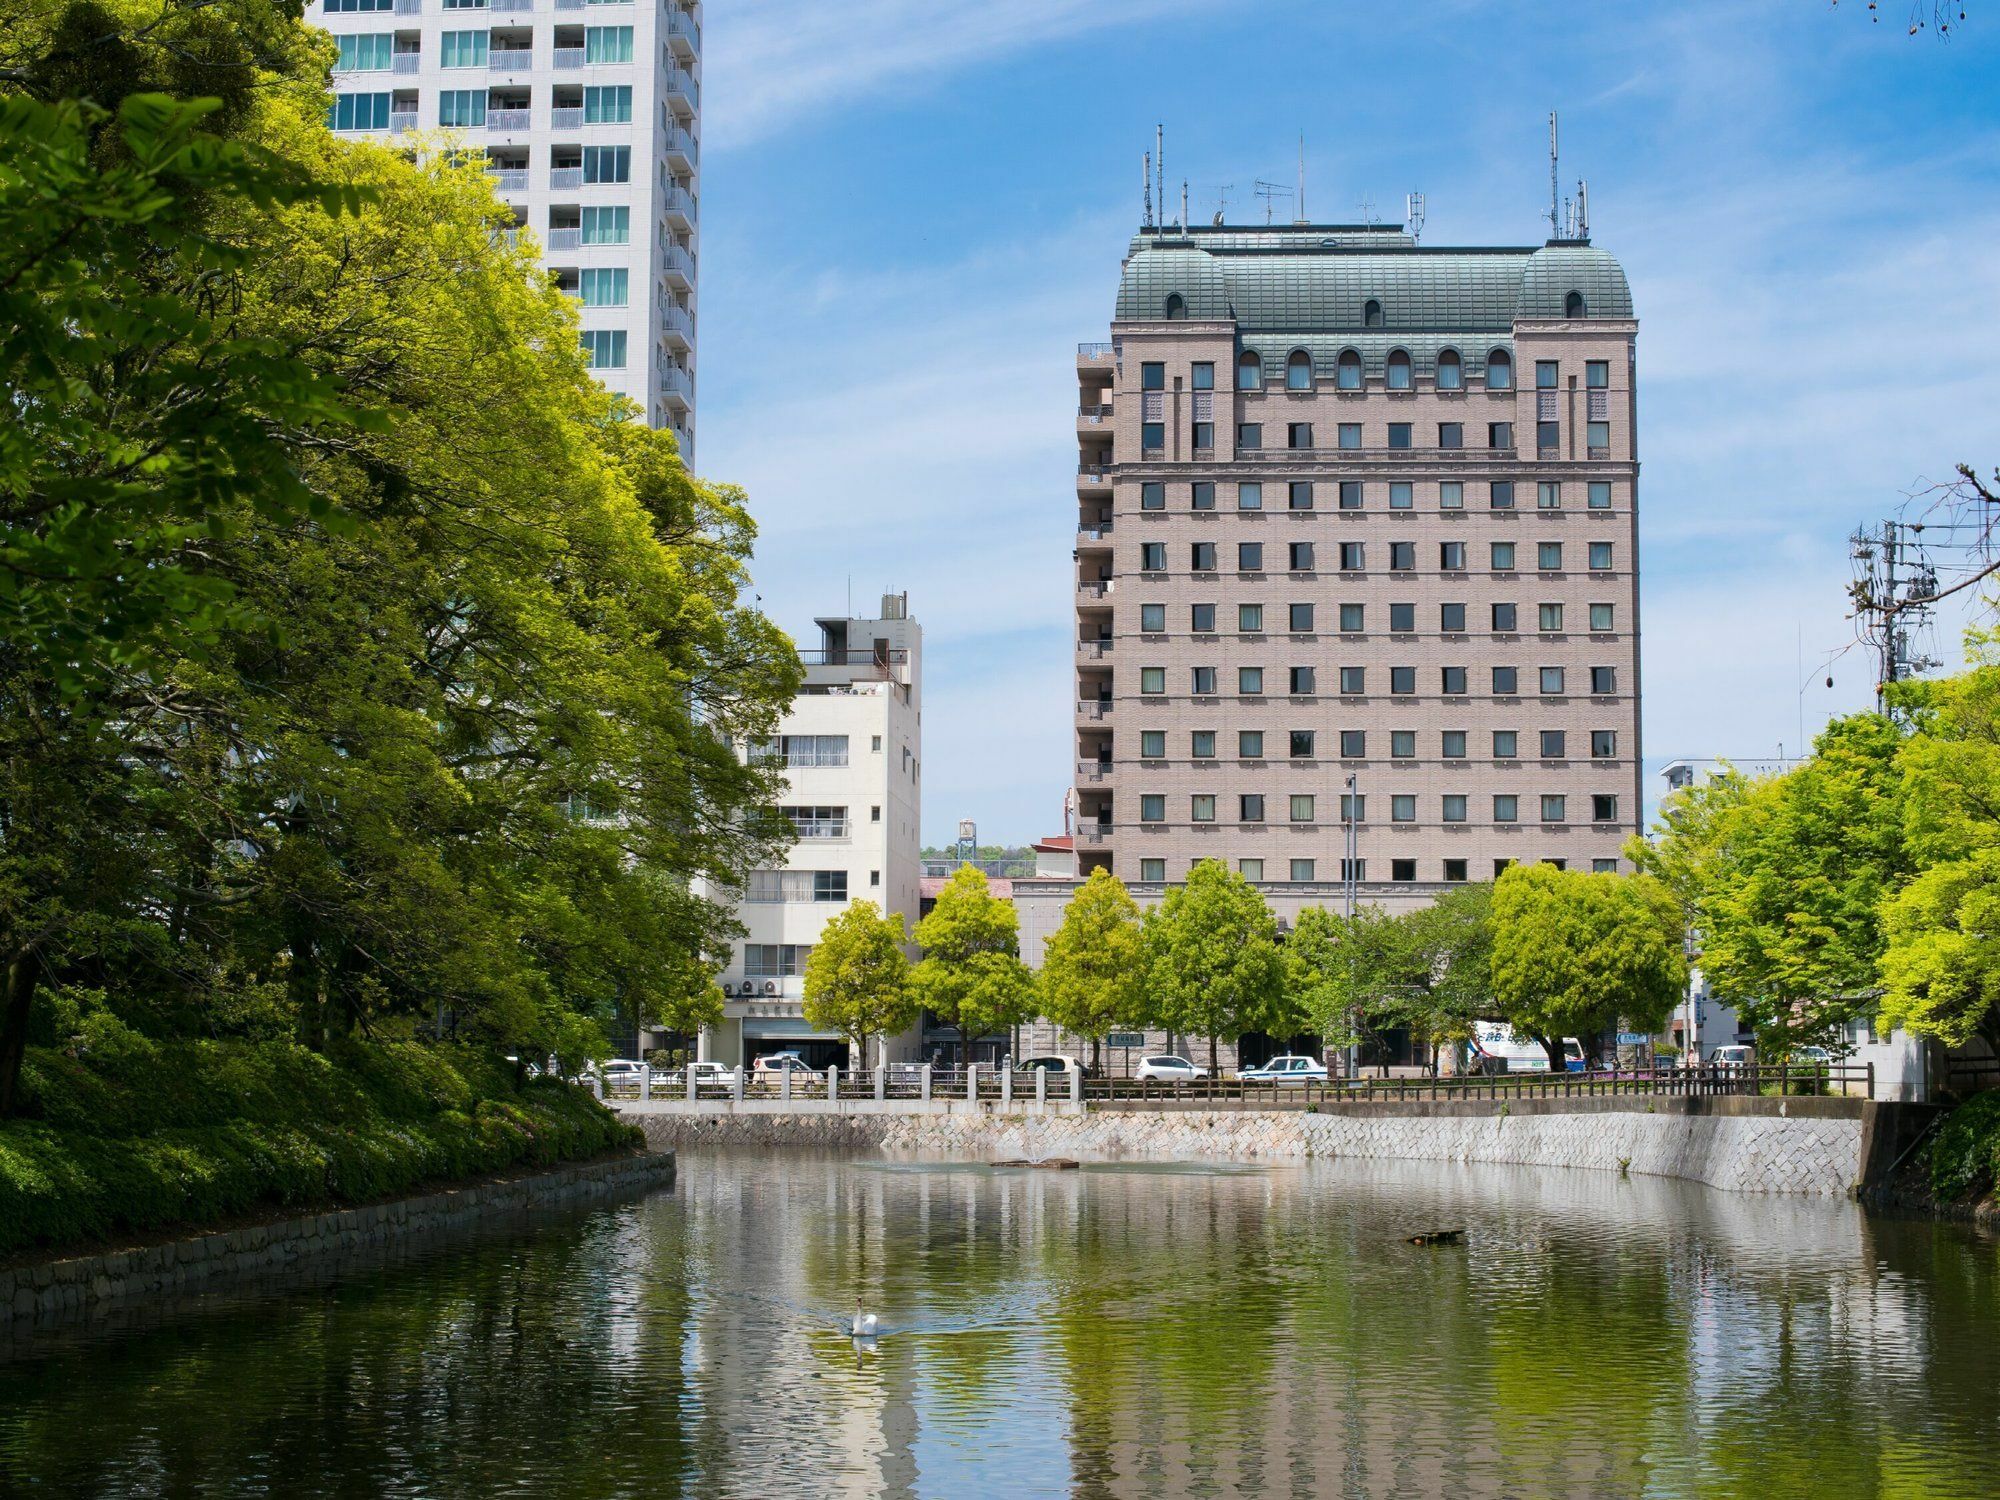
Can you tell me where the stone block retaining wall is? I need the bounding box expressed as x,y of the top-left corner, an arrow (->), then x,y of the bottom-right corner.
2,1149 -> 674,1328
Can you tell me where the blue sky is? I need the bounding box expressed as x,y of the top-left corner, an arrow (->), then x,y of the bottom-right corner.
694,1 -> 2000,845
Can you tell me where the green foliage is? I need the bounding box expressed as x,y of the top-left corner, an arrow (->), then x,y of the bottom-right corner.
1038,869 -> 1144,1062
1140,861 -> 1285,1071
1490,865 -> 1685,1065
1927,1089 -> 2000,1201
801,900 -> 915,1059
0,1033 -> 638,1256
1286,905 -> 1407,1051
909,867 -> 1034,1052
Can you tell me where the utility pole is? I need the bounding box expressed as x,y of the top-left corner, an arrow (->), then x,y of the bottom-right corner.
1343,772 -> 1359,1083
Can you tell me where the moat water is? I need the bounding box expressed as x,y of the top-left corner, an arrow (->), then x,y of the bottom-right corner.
2,1150 -> 1995,1497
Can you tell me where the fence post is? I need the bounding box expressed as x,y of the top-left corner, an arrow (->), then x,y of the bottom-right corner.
1867,1061 -> 1875,1101
875,1061 -> 886,1102
640,1063 -> 651,1101
732,1063 -> 744,1104
828,1064 -> 839,1104
1001,1064 -> 1013,1108
590,1070 -> 603,1101
686,1063 -> 698,1103
920,1063 -> 932,1103
1036,1066 -> 1047,1109
1070,1065 -> 1082,1107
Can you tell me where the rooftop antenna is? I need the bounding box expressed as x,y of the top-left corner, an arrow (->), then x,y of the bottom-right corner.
1253,179 -> 1292,225
1209,183 -> 1233,225
1547,111 -> 1560,239
1297,133 -> 1306,223
1180,179 -> 1188,233
1155,123 -> 1165,236
1355,192 -> 1378,227
1405,190 -> 1426,242
1143,149 -> 1152,228
1577,178 -> 1590,240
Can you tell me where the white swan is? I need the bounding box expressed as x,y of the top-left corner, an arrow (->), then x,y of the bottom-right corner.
850,1308 -> 879,1338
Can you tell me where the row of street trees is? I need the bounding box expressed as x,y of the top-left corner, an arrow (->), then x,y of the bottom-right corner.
0,3 -> 798,1110
804,862 -> 1687,1075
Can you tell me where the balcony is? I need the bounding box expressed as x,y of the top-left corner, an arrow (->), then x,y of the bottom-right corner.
393,0 -> 420,12
1077,341 -> 1118,371
664,66 -> 699,112
1077,462 -> 1111,495
1076,579 -> 1112,600
546,227 -> 581,250
1076,639 -> 1113,662
665,7 -> 700,56
489,49 -> 533,72
1077,521 -> 1113,542
553,46 -> 585,68
486,168 -> 530,194
392,53 -> 420,74
548,167 -> 582,190
491,0 -> 532,9
657,362 -> 694,407
788,820 -> 850,841
486,108 -> 531,131
797,646 -> 910,683
1077,403 -> 1112,433
661,242 -> 695,288
1077,699 -> 1113,721
389,110 -> 419,134
660,183 -> 696,229
1076,760 -> 1111,783
660,301 -> 694,349
663,124 -> 699,173
1078,825 -> 1112,846
551,107 -> 583,130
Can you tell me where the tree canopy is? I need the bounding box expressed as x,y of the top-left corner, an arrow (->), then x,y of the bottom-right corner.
909,866 -> 1034,1065
1140,861 -> 1286,1072
1038,868 -> 1145,1067
802,901 -> 915,1066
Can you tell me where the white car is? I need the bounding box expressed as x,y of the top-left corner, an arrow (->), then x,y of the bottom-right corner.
1015,1054 -> 1089,1076
1237,1055 -> 1329,1086
1134,1055 -> 1208,1083
1711,1044 -> 1756,1072
674,1061 -> 738,1088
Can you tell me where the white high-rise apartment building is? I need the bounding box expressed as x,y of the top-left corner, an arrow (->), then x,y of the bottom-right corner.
312,0 -> 700,458
703,596 -> 925,1072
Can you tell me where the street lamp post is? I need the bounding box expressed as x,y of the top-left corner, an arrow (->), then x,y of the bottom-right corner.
1344,772 -> 1359,1084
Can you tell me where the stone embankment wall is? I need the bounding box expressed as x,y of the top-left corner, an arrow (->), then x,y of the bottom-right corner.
631,1099 -> 1886,1198
2,1149 -> 674,1328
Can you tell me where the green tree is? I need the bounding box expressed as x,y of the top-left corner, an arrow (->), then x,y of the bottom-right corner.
1140,860 -> 1285,1074
1286,905 -> 1408,1058
801,901 -> 914,1068
1038,868 -> 1144,1069
909,865 -> 1033,1068
1489,864 -> 1685,1071
1396,882 -> 1495,1069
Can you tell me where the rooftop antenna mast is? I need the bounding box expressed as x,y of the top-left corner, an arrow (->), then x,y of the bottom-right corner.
1577,177 -> 1589,240
1156,124 -> 1165,236
1209,183 -> 1233,225
1180,179 -> 1188,233
1297,133 -> 1306,223
1547,110 -> 1560,238
1253,179 -> 1292,225
1142,149 -> 1152,228
1405,190 -> 1426,242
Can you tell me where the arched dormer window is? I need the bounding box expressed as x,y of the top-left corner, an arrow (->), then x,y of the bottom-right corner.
1364,299 -> 1383,328
1565,290 -> 1587,318
1386,348 -> 1412,391
1237,350 -> 1264,390
1486,349 -> 1513,389
1335,348 -> 1363,390
1164,293 -> 1186,320
1436,349 -> 1463,391
1285,349 -> 1313,391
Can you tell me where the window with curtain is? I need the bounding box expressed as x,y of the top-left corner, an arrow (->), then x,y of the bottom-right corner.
579,329 -> 627,369
579,268 -> 628,307
439,30 -> 489,67
583,85 -> 632,123
580,205 -> 630,244
437,90 -> 485,126
582,145 -> 630,183
336,34 -> 393,70
585,25 -> 634,62
328,93 -> 390,130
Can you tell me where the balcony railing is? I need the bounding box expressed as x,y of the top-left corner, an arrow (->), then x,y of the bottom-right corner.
389,110 -> 419,134
546,227 -> 581,250
1077,700 -> 1113,720
661,243 -> 696,282
657,363 -> 694,401
663,124 -> 699,168
489,50 -> 533,71
392,52 -> 420,74
555,0 -> 586,8
548,167 -> 583,190
787,820 -> 851,840
1078,341 -> 1117,360
664,67 -> 699,107
1076,760 -> 1111,782
1077,522 -> 1112,540
660,302 -> 695,342
1078,404 -> 1112,424
1077,639 -> 1113,659
661,184 -> 697,221
486,108 -> 531,130
798,648 -> 909,668
1077,462 -> 1111,477
492,0 -> 533,10
393,0 -> 420,13
1077,580 -> 1111,598
665,8 -> 700,47
550,107 -> 583,130
552,46 -> 585,68
486,168 -> 530,193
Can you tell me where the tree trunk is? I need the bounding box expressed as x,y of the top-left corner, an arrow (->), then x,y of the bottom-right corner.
1209,1032 -> 1219,1075
290,924 -> 323,1052
1091,1035 -> 1102,1074
1538,1034 -> 1567,1073
0,948 -> 42,1118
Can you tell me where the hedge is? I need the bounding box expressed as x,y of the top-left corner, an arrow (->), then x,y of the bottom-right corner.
0,1032 -> 640,1258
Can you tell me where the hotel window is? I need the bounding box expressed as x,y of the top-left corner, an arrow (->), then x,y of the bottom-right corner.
1590,602 -> 1615,631
335,33 -> 393,70
1290,794 -> 1316,823
1389,603 -> 1415,632
1191,795 -> 1217,822
1538,481 -> 1562,510
1494,794 -> 1519,822
1339,603 -> 1364,632
1239,858 -> 1264,879
1240,794 -> 1265,822
1140,858 -> 1167,880
1239,730 -> 1265,757
1443,859 -> 1469,882
1542,795 -> 1568,823
1493,730 -> 1519,758
1192,362 -> 1214,390
1389,542 -> 1415,571
1238,667 -> 1264,695
1439,732 -> 1467,761
1141,481 -> 1165,510
1537,360 -> 1559,389
1238,482 -> 1263,511
1238,603 -> 1263,633
1190,542 -> 1216,570
1140,795 -> 1165,822
1140,667 -> 1166,694
1487,349 -> 1513,388
1389,481 -> 1413,510
1443,795 -> 1468,823
1286,350 -> 1313,390
1538,420 -> 1561,452
1289,481 -> 1314,511
1491,541 -> 1517,571
1388,422 -> 1412,449
584,25 -> 635,62
1140,730 -> 1166,758
1339,481 -> 1364,510
1441,666 -> 1468,695
1340,794 -> 1365,821
1490,480 -> 1515,510
1339,665 -> 1365,693
1437,349 -> 1463,390
1539,603 -> 1564,633
1587,360 -> 1609,389
1391,795 -> 1416,822
442,0 -> 487,7
1141,362 -> 1165,390
1288,603 -> 1314,632
1342,729 -> 1367,758
582,145 -> 631,183
1143,422 -> 1164,450
1238,541 -> 1263,571
1588,481 -> 1613,509
1593,858 -> 1619,873
1237,351 -> 1263,390
578,267 -> 628,307
1492,602 -> 1518,631
1336,349 -> 1363,388
1295,859 -> 1320,881
1541,729 -> 1567,759
1140,542 -> 1166,571
1288,422 -> 1313,448
1440,541 -> 1466,571
1190,666 -> 1216,693
1493,668 -> 1519,696
580,205 -> 629,244
1588,421 -> 1610,453
1591,666 -> 1617,694
1440,602 -> 1466,632
1593,795 -> 1619,822
1494,859 -> 1515,876
1289,666 -> 1314,694
436,89 -> 484,125
330,92 -> 391,130
1290,729 -> 1315,758
1390,666 -> 1416,694
1193,425 -> 1212,454
1139,603 -> 1165,633
1592,729 -> 1617,758
1438,422 -> 1463,448
1489,421 -> 1514,449
1440,481 -> 1464,510
1590,542 -> 1615,570
1338,423 -> 1362,450
1387,350 -> 1412,390
579,329 -> 626,368
583,84 -> 632,122
1392,859 -> 1417,882
1191,482 -> 1215,511
1290,541 -> 1315,570
1390,729 -> 1416,758
1539,666 -> 1566,695
439,29 -> 488,66
1538,541 -> 1564,571
1191,603 -> 1216,632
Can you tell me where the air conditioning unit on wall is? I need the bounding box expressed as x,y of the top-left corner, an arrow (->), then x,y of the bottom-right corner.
762,980 -> 780,997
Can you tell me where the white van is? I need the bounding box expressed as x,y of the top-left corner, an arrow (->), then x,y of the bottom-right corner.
1469,1022 -> 1585,1074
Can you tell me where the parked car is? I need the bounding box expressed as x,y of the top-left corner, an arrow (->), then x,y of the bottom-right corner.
752,1052 -> 816,1074
1237,1055 -> 1330,1086
673,1060 -> 738,1089
1015,1054 -> 1096,1078
1711,1044 -> 1756,1071
1788,1046 -> 1833,1068
1135,1055 -> 1208,1084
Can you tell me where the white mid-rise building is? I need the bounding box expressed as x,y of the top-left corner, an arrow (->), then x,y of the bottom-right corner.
311,0 -> 700,456
703,595 -> 925,1071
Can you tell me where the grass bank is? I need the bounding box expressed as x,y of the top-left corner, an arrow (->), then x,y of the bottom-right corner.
0,1028 -> 640,1260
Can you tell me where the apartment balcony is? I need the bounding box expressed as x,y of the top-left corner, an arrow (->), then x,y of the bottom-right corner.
550,167 -> 587,190
553,46 -> 585,68
1077,825 -> 1112,847
660,184 -> 696,230
1076,760 -> 1112,784
664,66 -> 699,113
488,49 -> 533,73
389,110 -> 419,134
1076,579 -> 1112,601
1076,698 -> 1113,721
665,7 -> 700,57
1076,461 -> 1112,496
550,107 -> 583,130
657,361 -> 694,409
1076,638 -> 1113,663
1077,519 -> 1113,545
1077,341 -> 1119,373
491,0 -> 533,10
486,168 -> 530,194
1077,403 -> 1112,436
661,243 -> 695,289
660,301 -> 695,349
392,53 -> 420,75
546,227 -> 581,250
486,108 -> 531,131
393,0 -> 420,12
663,124 -> 699,173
